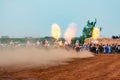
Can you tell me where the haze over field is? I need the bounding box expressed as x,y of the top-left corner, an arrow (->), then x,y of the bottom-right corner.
0,48 -> 94,69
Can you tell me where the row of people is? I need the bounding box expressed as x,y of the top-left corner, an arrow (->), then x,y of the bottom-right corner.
84,43 -> 120,53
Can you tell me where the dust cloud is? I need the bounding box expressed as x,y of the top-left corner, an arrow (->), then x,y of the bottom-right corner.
0,48 -> 94,70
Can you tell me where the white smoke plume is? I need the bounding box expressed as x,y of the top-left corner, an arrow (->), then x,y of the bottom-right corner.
64,23 -> 77,44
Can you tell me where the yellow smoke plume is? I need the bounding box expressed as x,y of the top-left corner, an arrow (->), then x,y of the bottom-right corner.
92,27 -> 100,39
51,23 -> 61,40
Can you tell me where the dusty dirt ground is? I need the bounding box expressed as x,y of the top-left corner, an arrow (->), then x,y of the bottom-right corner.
0,54 -> 120,80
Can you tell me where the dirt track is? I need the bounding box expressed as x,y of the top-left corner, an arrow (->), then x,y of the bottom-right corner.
0,54 -> 120,80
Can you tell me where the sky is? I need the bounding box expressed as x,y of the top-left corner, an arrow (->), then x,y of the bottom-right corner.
0,0 -> 120,38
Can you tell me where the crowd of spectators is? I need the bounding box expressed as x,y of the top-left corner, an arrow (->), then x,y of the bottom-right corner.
84,38 -> 120,54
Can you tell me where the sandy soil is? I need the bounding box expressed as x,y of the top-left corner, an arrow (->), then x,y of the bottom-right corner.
0,53 -> 120,80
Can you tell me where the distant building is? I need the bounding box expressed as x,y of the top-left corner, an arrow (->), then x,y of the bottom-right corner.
25,36 -> 33,39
